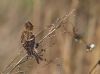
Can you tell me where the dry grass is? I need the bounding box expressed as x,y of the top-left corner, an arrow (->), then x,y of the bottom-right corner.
0,0 -> 100,74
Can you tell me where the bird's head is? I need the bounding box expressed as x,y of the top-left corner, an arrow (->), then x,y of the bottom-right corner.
25,21 -> 34,31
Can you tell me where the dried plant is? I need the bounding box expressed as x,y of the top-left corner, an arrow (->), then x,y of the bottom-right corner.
89,60 -> 100,74
65,23 -> 96,52
2,9 -> 76,74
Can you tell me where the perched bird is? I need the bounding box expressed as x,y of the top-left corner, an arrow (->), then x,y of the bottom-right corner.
21,21 -> 42,64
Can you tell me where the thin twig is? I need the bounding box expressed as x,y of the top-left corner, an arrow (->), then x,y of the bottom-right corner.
6,54 -> 27,74
38,9 -> 76,44
89,63 -> 98,74
3,55 -> 19,72
89,60 -> 100,74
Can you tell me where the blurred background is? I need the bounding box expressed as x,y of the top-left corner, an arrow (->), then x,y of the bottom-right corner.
0,0 -> 100,74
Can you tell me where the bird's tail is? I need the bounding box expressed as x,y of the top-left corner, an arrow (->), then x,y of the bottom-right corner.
32,51 -> 43,64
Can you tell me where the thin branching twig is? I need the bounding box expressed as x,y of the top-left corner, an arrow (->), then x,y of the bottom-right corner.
38,9 -> 76,44
4,9 -> 76,74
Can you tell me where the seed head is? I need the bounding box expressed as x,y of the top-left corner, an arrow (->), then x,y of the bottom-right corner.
86,43 -> 95,52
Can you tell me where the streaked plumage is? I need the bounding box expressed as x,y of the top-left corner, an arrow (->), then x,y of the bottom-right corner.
21,21 -> 42,64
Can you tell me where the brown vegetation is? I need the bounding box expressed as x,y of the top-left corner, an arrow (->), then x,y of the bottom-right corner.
0,0 -> 100,74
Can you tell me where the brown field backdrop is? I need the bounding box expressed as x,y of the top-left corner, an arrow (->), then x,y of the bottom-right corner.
0,0 -> 100,74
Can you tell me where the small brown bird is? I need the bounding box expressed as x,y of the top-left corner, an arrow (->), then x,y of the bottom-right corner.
21,21 -> 42,64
